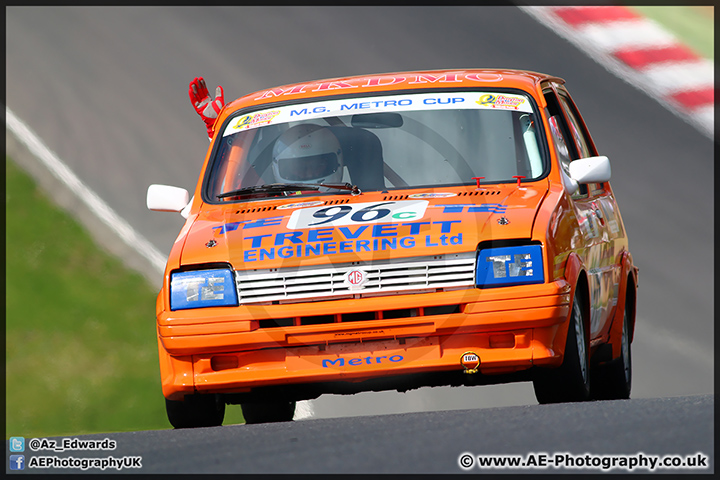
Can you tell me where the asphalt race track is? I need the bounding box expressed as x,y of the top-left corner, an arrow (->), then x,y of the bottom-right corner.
4,395 -> 714,473
6,6 -> 714,474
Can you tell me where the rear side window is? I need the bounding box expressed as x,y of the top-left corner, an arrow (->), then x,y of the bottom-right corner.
557,90 -> 604,193
557,92 -> 593,159
543,86 -> 588,197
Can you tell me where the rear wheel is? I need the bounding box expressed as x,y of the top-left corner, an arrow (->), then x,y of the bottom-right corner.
241,400 -> 296,424
590,307 -> 632,400
165,394 -> 225,429
533,294 -> 591,404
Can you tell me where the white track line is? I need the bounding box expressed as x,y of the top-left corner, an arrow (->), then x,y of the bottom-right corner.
6,105 -> 317,420
5,107 -> 168,275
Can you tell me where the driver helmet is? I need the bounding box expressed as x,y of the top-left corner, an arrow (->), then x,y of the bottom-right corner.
272,124 -> 344,185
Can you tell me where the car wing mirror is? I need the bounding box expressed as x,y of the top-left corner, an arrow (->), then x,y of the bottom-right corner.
147,184 -> 191,217
568,155 -> 611,185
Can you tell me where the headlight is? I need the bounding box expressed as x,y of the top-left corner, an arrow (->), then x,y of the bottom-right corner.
170,268 -> 238,310
476,245 -> 544,288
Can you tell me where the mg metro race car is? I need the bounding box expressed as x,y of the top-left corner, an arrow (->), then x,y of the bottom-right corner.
147,69 -> 638,428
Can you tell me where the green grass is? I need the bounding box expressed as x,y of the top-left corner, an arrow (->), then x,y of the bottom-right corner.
5,158 -> 245,437
627,5 -> 714,60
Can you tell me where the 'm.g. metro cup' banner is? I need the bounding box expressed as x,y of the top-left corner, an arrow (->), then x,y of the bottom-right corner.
222,91 -> 534,137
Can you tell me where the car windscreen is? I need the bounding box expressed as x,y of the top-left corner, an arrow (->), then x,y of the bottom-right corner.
205,90 -> 547,202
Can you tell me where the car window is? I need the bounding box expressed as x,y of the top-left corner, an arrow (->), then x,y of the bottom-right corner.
205,90 -> 548,202
556,89 -> 605,194
557,93 -> 592,159
547,115 -> 571,169
543,87 -> 587,198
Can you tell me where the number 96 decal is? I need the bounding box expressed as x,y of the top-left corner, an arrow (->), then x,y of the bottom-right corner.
286,200 -> 428,229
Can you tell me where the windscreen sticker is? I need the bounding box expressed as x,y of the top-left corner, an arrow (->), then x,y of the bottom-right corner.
476,94 -> 526,109
286,200 -> 428,230
231,110 -> 282,131
222,91 -> 534,137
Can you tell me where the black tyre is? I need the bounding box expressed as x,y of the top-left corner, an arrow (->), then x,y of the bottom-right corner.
590,306 -> 632,400
241,400 -> 296,424
533,294 -> 591,404
165,394 -> 225,429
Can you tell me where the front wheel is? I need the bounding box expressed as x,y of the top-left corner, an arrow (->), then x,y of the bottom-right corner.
241,400 -> 296,424
165,394 -> 225,429
533,294 -> 591,404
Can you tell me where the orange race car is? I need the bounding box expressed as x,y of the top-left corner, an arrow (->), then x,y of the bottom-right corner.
147,69 -> 638,428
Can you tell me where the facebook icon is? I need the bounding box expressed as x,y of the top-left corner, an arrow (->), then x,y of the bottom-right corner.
9,455 -> 25,470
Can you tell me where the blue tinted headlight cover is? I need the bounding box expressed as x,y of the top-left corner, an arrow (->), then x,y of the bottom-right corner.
170,269 -> 238,310
476,245 -> 544,288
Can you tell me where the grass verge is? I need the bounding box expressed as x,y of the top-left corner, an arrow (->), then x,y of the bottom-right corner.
5,158 -> 245,437
627,5 -> 714,60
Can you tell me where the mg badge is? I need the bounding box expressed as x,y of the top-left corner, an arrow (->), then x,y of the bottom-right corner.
344,269 -> 368,290
461,351 -> 480,374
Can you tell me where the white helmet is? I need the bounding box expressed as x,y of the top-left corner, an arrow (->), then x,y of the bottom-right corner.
272,124 -> 344,185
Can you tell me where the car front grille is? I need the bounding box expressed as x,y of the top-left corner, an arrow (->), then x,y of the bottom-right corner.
234,252 -> 477,305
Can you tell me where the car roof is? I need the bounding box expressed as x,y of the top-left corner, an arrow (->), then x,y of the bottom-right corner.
226,68 -> 565,112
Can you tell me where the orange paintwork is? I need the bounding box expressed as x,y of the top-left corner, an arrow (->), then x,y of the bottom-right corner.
154,69 -> 637,401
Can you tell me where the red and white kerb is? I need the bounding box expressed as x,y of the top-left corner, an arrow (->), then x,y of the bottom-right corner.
521,6 -> 714,140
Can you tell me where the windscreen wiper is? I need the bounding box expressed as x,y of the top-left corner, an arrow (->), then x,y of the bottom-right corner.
304,183 -> 361,195
217,183 -> 319,199
217,182 -> 361,199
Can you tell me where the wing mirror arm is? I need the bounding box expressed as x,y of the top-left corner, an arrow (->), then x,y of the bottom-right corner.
180,195 -> 194,219
561,168 -> 579,195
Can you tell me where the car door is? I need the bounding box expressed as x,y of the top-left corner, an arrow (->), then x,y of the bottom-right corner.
543,83 -> 617,341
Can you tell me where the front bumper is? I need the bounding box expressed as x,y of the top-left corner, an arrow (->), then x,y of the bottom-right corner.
157,281 -> 571,400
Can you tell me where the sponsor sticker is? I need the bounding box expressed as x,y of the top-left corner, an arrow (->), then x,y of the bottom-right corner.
476,93 -> 526,110
231,110 -> 281,131
286,200 -> 428,229
461,351 -> 480,374
608,219 -> 619,234
276,200 -> 325,210
223,91 -> 534,136
408,192 -> 457,199
321,354 -> 404,368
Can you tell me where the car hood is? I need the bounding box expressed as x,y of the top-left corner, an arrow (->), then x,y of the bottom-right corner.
180,184 -> 549,270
